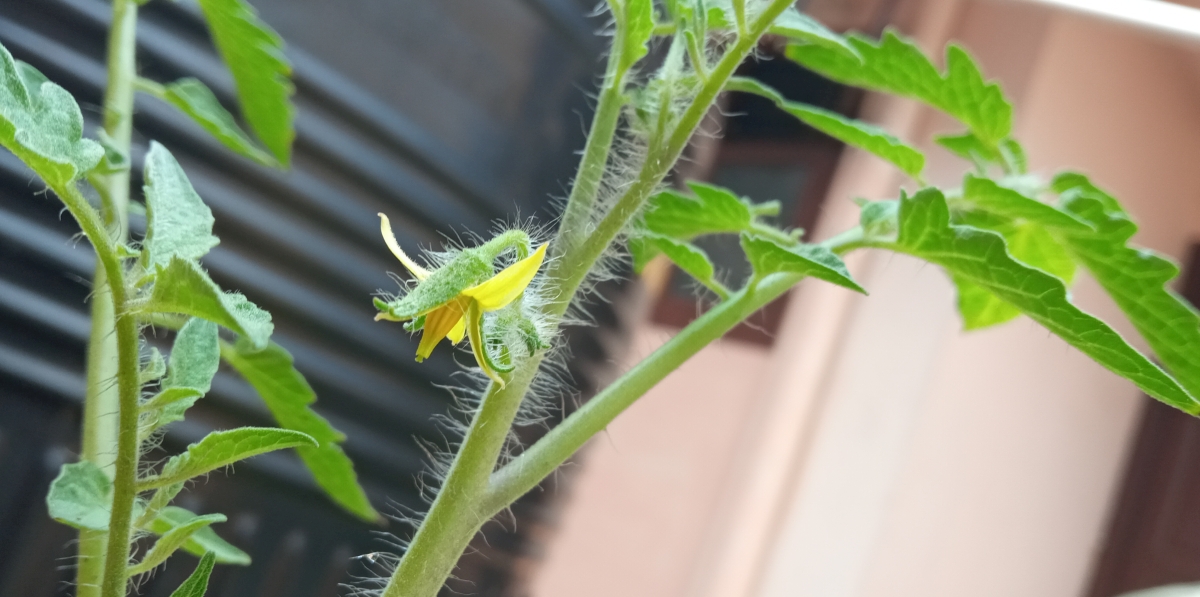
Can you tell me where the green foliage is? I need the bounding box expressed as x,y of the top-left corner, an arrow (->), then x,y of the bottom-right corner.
620,0 -> 655,70
726,77 -> 924,179
143,142 -> 220,268
632,233 -> 726,298
149,507 -> 250,565
141,427 -> 317,489
1054,173 -> 1200,399
159,78 -> 278,167
642,181 -> 754,239
142,318 -> 220,431
741,234 -> 863,293
0,43 -> 102,187
787,30 -> 1011,147
767,8 -> 859,58
128,513 -> 225,576
168,552 -> 217,597
221,339 -> 380,522
961,175 -> 1088,231
143,257 -> 273,350
196,0 -> 295,165
865,188 -> 1199,412
46,461 -> 113,531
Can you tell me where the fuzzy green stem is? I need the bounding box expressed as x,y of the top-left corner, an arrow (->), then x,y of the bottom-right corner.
381,2 -> 798,594
554,37 -> 628,256
381,369 -> 537,597
483,271 -> 798,514
79,1 -> 138,595
554,0 -> 797,307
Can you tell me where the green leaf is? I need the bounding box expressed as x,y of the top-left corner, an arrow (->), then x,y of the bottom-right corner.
786,30 -> 1012,145
622,0 -> 656,69
144,318 -> 220,430
628,235 -> 662,273
196,0 -> 294,165
642,181 -> 753,239
767,8 -> 859,60
143,142 -> 220,268
142,427 -> 317,489
46,461 -> 111,531
1054,173 -> 1200,400
144,257 -> 273,350
221,339 -> 379,522
140,346 -> 167,385
950,218 -> 1076,330
936,132 -> 1001,165
160,78 -> 278,168
727,77 -> 924,178
168,552 -> 217,597
636,233 -> 727,298
741,233 -> 865,293
0,42 -> 103,186
128,513 -> 225,576
150,506 -> 250,565
960,175 -> 1090,231
877,187 -> 1198,412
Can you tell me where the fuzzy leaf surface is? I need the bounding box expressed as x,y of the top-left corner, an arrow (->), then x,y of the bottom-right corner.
147,318 -> 220,429
161,78 -> 277,167
144,257 -> 273,349
636,233 -> 726,297
878,187 -> 1198,412
961,175 -> 1090,231
950,216 -> 1076,330
786,30 -> 1011,144
169,552 -> 217,597
144,427 -> 317,488
0,42 -> 103,186
221,339 -> 379,521
46,461 -> 112,531
128,513 -> 225,576
196,0 -> 294,165
642,181 -> 753,239
727,77 -> 923,178
150,506 -> 250,565
143,142 -> 219,268
767,8 -> 859,59
1054,173 -> 1200,400
623,0 -> 655,68
741,233 -> 864,293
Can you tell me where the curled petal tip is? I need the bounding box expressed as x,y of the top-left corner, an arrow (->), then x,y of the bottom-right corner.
379,213 -> 431,280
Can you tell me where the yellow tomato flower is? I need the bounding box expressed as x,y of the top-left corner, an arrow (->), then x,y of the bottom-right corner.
376,213 -> 547,386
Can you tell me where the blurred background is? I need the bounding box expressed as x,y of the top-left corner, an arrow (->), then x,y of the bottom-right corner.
1,0 -> 1199,596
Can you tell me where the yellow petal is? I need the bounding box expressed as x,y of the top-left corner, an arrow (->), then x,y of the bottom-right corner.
460,243 -> 548,312
379,213 -> 430,280
465,301 -> 505,387
414,299 -> 466,361
447,317 -> 466,344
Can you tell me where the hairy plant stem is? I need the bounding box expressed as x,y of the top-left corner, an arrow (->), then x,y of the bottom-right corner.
79,0 -> 138,595
381,2 -> 800,595
553,30 -> 629,255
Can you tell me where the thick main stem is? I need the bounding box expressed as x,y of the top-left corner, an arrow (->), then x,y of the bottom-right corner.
79,0 -> 138,595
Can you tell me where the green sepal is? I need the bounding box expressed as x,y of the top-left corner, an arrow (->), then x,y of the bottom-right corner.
159,78 -> 279,168
142,257 -> 273,350
727,77 -> 923,179
881,187 -> 1198,412
741,233 -> 864,293
1054,173 -> 1200,400
0,41 -> 103,186
196,0 -> 295,165
377,249 -> 492,320
140,427 -> 318,489
168,551 -> 218,597
786,30 -> 1011,146
143,142 -> 220,268
221,339 -> 380,522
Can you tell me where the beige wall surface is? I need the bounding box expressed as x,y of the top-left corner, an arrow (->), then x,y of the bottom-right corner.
527,1 -> 1200,596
